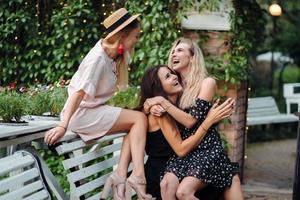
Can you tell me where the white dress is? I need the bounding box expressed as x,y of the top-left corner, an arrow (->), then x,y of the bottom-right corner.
61,39 -> 122,142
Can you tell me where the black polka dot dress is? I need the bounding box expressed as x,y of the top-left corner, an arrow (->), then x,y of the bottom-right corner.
164,98 -> 238,188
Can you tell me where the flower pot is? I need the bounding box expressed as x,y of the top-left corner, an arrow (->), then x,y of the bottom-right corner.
0,120 -> 29,126
32,115 -> 60,121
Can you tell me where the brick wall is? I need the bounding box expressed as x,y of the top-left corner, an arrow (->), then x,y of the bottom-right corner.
217,81 -> 248,180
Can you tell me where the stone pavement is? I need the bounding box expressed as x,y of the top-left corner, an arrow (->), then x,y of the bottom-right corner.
242,139 -> 296,200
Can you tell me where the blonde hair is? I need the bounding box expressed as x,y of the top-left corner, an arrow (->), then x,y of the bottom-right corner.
168,37 -> 208,109
103,25 -> 138,90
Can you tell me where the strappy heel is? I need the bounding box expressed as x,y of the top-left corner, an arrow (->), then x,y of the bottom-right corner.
126,175 -> 156,200
100,171 -> 126,200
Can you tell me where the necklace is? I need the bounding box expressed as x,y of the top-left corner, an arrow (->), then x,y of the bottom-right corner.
111,62 -> 118,78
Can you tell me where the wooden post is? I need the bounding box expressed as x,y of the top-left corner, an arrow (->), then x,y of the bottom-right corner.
293,113 -> 300,200
217,81 -> 248,181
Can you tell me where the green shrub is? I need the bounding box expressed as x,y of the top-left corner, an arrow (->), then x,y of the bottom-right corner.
48,87 -> 68,116
108,86 -> 140,109
28,91 -> 51,116
0,91 -> 29,122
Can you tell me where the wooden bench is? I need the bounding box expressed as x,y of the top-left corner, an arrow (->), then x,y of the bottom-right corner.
0,150 -> 51,200
283,83 -> 300,114
54,131 -> 139,200
247,96 -> 298,126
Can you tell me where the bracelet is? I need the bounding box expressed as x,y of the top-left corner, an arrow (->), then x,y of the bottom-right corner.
200,125 -> 208,132
57,125 -> 67,131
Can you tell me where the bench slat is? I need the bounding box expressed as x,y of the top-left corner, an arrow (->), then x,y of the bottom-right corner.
74,173 -> 110,198
247,114 -> 298,125
23,190 -> 49,200
67,155 -> 120,183
56,133 -> 125,155
0,168 -> 39,193
0,180 -> 44,200
0,154 -> 34,175
62,142 -> 122,169
86,193 -> 101,200
247,108 -> 279,117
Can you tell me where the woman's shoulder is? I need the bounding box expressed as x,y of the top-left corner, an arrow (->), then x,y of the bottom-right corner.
197,77 -> 216,102
202,77 -> 216,86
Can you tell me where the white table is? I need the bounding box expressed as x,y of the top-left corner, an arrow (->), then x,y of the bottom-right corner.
0,119 -> 67,200
0,120 -> 58,148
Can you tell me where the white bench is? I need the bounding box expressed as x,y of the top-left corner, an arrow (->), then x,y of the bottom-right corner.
283,83 -> 300,114
54,131 -> 140,200
247,96 -> 298,126
0,150 -> 51,200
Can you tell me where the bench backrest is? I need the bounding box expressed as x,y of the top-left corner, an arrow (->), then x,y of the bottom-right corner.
247,96 -> 280,117
283,83 -> 300,98
55,132 -> 127,200
0,151 -> 51,200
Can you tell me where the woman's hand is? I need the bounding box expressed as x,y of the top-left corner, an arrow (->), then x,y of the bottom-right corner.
149,105 -> 166,116
44,126 -> 66,145
143,96 -> 167,115
205,98 -> 235,125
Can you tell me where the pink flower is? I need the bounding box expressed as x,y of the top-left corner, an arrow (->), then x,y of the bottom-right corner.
59,79 -> 66,87
7,82 -> 16,91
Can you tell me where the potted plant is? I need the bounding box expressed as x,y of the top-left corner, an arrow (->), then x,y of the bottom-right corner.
27,89 -> 54,120
48,86 -> 68,117
0,91 -> 29,125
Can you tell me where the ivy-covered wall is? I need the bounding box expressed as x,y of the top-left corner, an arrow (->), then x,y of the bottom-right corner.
1,0 -> 265,86
1,0 -> 113,84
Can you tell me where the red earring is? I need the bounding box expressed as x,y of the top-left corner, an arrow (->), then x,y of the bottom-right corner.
117,44 -> 124,55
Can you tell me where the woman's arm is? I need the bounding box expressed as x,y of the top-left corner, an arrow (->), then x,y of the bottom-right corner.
144,78 -> 217,128
145,97 -> 197,128
164,77 -> 216,127
153,97 -> 234,157
44,90 -> 85,145
154,114 -> 206,157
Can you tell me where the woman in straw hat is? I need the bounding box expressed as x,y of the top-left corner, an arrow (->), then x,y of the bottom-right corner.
45,8 -> 154,200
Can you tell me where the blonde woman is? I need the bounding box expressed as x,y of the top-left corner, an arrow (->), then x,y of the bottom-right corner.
144,37 -> 243,200
45,8 -> 153,200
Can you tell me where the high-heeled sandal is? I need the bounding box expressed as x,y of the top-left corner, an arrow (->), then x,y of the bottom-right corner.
126,175 -> 156,200
100,171 -> 127,200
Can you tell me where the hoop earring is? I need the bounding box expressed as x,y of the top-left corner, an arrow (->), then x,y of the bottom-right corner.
117,44 -> 124,55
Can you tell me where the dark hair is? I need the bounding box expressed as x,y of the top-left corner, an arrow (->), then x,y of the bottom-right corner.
137,64 -> 181,111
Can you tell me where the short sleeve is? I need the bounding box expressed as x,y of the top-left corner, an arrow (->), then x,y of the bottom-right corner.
187,98 -> 212,121
75,57 -> 105,99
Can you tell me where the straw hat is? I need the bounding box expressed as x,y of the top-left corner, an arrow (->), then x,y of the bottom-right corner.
103,8 -> 140,40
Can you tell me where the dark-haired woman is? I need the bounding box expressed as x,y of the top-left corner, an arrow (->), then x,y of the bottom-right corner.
140,65 -> 234,199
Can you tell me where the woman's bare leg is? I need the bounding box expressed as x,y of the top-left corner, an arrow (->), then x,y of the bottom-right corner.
108,109 -> 148,192
224,175 -> 244,200
160,173 -> 179,200
176,177 -> 206,200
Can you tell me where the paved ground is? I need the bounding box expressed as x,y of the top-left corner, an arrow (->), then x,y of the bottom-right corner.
242,139 -> 296,200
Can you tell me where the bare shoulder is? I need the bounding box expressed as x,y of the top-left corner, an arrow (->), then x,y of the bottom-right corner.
202,77 -> 216,86
198,77 -> 216,101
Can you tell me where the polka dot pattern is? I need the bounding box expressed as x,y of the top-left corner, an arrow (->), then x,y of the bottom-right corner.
164,98 -> 239,188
